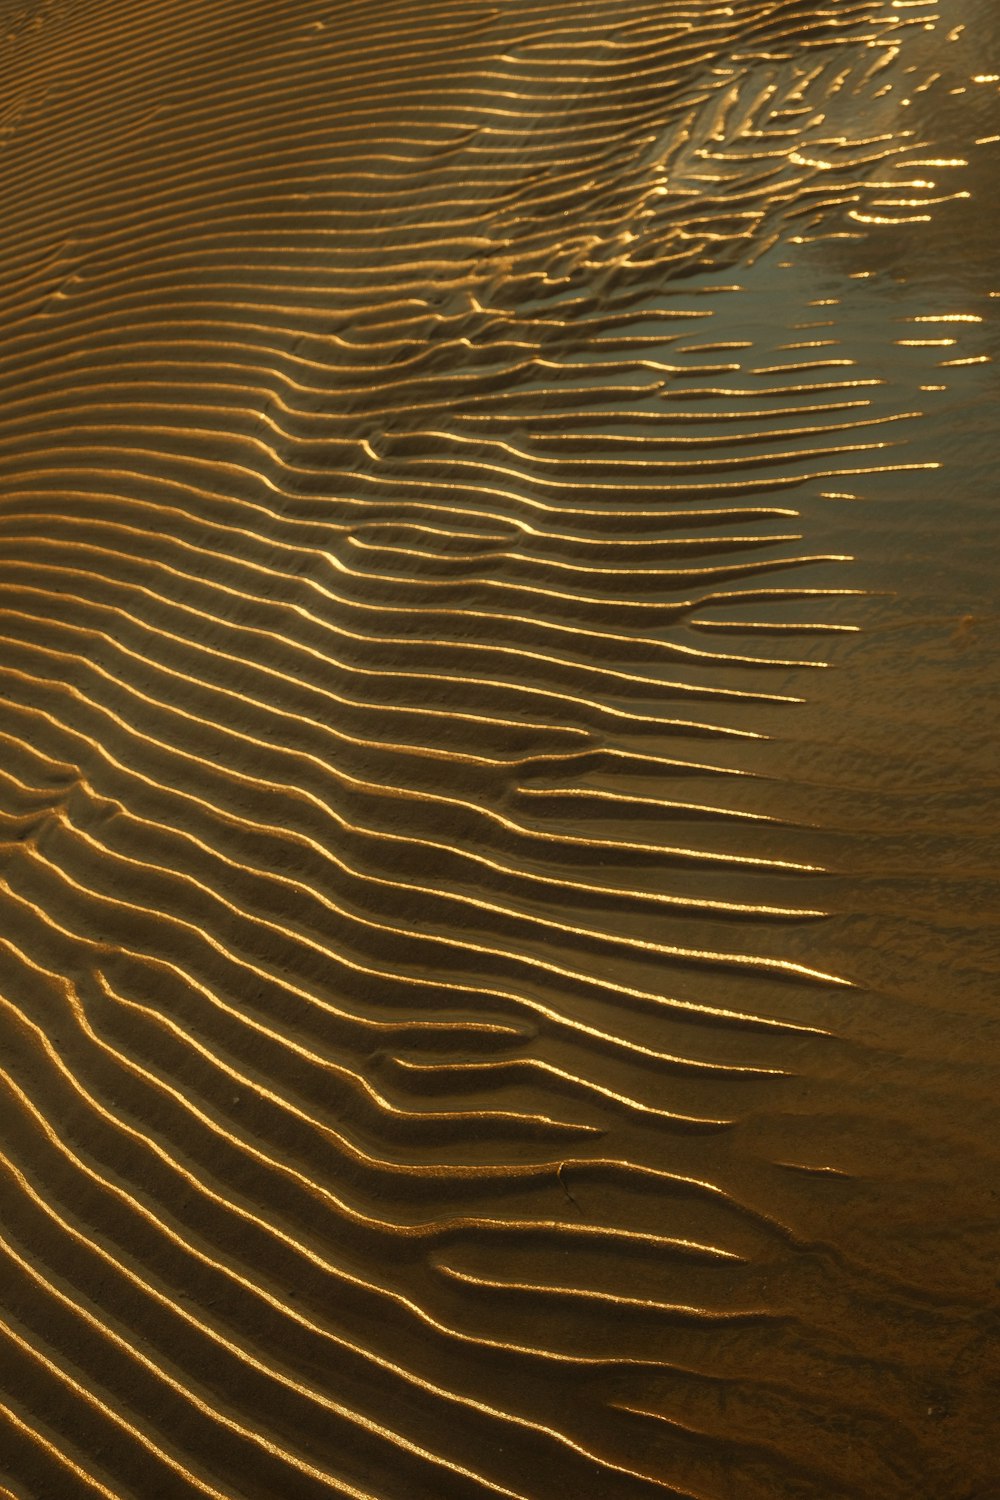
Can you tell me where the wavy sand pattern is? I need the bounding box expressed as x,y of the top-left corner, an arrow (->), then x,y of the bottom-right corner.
0,1 -> 998,1496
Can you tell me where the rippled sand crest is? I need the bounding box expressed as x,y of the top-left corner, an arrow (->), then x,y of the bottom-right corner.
0,2 -> 998,1497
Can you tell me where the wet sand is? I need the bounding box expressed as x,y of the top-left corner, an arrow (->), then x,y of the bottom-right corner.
0,1 -> 998,1496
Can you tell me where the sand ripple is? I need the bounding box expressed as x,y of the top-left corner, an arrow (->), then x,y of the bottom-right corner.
0,2 -> 994,1497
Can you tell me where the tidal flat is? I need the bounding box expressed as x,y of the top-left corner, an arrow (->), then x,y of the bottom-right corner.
0,2 -> 997,1496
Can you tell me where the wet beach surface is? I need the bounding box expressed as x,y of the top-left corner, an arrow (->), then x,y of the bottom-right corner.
0,2 -> 998,1496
